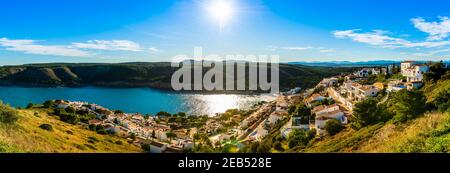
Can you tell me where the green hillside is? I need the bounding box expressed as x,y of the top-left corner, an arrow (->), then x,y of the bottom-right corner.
300,78 -> 450,153
0,104 -> 142,153
0,62 -> 354,92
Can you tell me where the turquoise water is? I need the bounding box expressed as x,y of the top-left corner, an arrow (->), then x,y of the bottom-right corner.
0,86 -> 272,116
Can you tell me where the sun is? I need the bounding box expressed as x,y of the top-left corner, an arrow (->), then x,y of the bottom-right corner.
207,0 -> 235,29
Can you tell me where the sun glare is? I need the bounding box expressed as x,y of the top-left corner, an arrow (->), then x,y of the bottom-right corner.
207,0 -> 235,29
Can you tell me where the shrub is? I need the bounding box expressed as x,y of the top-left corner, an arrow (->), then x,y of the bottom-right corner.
65,106 -> 76,114
351,98 -> 393,130
288,129 -> 310,149
59,113 -> 79,125
324,119 -> 344,136
256,141 -> 272,153
273,141 -> 284,151
141,143 -> 151,152
0,102 -> 19,124
66,130 -> 74,135
387,90 -> 427,123
39,124 -> 53,131
115,140 -> 123,145
43,100 -> 55,108
96,126 -> 107,135
26,103 -> 34,109
88,124 -> 97,131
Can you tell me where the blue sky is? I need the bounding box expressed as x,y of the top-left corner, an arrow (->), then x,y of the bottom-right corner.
1,0 -> 450,65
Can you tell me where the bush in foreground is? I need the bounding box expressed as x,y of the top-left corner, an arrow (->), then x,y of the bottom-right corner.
324,119 -> 344,136
39,124 -> 53,131
0,101 -> 19,124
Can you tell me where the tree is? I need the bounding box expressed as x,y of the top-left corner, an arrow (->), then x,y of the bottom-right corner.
324,119 -> 344,136
273,141 -> 284,151
178,112 -> 187,117
288,105 -> 296,115
151,130 -> 156,138
433,90 -> 450,113
166,132 -> 177,140
424,61 -> 447,82
65,106 -> 76,114
387,90 -> 427,123
256,141 -> 272,153
43,100 -> 55,108
26,103 -> 34,109
351,98 -> 393,130
294,104 -> 311,117
156,111 -> 171,117
313,86 -> 325,94
288,129 -> 310,149
59,113 -> 79,125
141,143 -> 151,152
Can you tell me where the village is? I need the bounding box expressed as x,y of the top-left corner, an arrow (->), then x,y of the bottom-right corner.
49,61 -> 433,153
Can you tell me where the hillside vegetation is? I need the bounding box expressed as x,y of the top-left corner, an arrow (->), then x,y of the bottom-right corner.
300,78 -> 450,153
0,105 -> 142,153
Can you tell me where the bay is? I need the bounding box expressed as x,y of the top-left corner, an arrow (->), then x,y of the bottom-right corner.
0,86 -> 274,116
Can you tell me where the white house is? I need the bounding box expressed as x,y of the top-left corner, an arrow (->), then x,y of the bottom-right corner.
401,61 -> 430,82
155,130 -> 168,141
305,94 -> 326,107
318,77 -> 339,87
312,104 -> 340,116
314,110 -> 347,129
354,68 -> 371,77
149,141 -> 168,153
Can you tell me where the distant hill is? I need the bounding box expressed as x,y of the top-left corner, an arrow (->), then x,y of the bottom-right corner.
0,62 -> 355,92
289,60 -> 450,67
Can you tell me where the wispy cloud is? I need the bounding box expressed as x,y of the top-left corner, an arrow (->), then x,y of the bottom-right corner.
411,16 -> 450,41
267,46 -> 315,51
0,38 -> 151,57
0,38 -> 90,57
281,46 -> 314,51
333,29 -> 450,48
333,16 -> 450,50
148,47 -> 160,55
72,40 -> 143,52
319,49 -> 335,53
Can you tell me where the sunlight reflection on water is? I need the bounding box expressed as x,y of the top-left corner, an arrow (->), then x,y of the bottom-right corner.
180,94 -> 276,116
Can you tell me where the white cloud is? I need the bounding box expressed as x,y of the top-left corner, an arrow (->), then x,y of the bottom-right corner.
72,40 -> 143,52
333,29 -> 450,48
320,49 -> 335,53
412,16 -> 450,41
268,46 -> 313,51
148,47 -> 159,53
0,38 -> 90,57
282,46 -> 313,51
333,29 -> 409,47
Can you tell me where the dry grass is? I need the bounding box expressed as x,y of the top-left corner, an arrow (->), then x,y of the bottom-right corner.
300,112 -> 450,153
358,112 -> 450,153
0,109 -> 142,153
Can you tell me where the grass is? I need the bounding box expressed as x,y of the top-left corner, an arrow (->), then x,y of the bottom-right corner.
298,112 -> 450,153
422,79 -> 450,103
301,124 -> 384,153
358,112 -> 450,153
0,108 -> 142,153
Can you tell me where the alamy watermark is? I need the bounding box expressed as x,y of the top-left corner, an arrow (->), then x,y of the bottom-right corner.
171,47 -> 280,94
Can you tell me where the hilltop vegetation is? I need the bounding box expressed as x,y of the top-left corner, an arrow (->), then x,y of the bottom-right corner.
0,62 -> 354,92
300,69 -> 450,153
242,62 -> 450,153
0,102 -> 142,153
